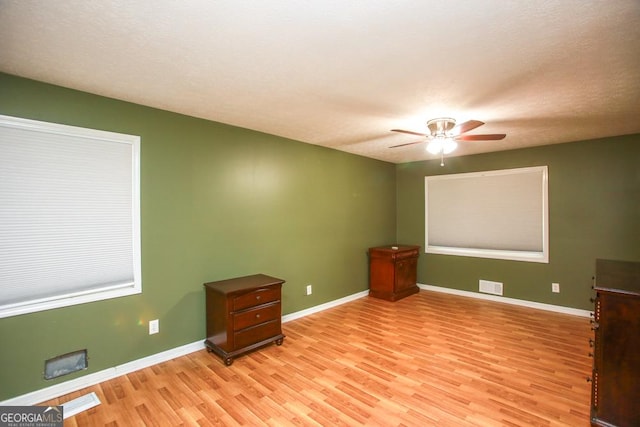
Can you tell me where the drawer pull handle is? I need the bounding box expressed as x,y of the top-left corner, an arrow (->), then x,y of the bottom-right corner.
256,314 -> 261,319
256,295 -> 261,300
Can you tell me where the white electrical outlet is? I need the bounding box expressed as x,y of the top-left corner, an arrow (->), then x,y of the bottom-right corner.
306,284 -> 312,295
552,283 -> 560,293
149,319 -> 159,335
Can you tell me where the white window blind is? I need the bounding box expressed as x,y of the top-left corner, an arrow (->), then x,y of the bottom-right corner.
425,166 -> 548,263
0,115 -> 141,318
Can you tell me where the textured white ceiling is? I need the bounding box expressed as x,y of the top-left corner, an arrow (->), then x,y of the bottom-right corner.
1,1 -> 639,163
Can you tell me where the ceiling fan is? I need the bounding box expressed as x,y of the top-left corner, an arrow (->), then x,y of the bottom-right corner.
390,118 -> 506,165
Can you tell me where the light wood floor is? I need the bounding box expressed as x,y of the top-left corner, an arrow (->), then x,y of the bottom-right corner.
44,291 -> 593,426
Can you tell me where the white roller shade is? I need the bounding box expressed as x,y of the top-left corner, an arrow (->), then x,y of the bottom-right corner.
425,166 -> 548,263
0,115 -> 141,318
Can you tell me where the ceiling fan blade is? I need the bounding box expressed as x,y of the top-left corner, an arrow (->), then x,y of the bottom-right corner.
389,140 -> 424,148
391,129 -> 428,137
452,120 -> 484,135
455,134 -> 506,141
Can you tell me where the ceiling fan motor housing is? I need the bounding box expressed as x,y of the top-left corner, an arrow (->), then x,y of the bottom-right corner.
427,118 -> 456,136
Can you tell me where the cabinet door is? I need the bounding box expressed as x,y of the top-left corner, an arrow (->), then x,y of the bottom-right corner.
395,257 -> 417,291
594,292 -> 640,426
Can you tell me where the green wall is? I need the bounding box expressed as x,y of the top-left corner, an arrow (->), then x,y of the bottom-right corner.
0,73 -> 397,400
2,71 -> 638,402
396,135 -> 640,309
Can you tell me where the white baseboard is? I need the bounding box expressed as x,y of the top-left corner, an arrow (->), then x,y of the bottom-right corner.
2,289 -> 369,406
282,290 -> 369,323
418,283 -> 592,317
1,340 -> 205,406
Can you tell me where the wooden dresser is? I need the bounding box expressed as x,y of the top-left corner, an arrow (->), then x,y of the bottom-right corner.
590,259 -> 640,427
203,274 -> 285,366
368,245 -> 420,301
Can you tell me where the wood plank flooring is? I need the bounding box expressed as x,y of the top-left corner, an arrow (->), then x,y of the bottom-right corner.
43,291 -> 593,426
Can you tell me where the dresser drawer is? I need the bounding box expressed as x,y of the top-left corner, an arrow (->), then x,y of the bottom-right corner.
234,319 -> 281,349
391,248 -> 419,260
233,302 -> 281,331
233,287 -> 280,311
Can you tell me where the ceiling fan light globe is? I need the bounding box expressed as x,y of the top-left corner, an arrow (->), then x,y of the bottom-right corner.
426,139 -> 443,154
443,139 -> 458,154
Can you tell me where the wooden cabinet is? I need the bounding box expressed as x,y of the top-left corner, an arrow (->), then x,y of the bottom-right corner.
204,274 -> 285,366
590,259 -> 640,427
368,245 -> 420,301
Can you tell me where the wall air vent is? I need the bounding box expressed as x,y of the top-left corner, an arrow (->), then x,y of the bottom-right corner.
479,280 -> 504,296
44,349 -> 88,380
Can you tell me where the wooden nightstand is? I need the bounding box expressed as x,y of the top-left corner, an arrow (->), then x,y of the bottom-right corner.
203,274 -> 285,365
368,245 -> 420,301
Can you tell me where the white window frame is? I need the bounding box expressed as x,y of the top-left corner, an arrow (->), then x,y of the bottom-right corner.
425,166 -> 549,263
0,115 -> 141,318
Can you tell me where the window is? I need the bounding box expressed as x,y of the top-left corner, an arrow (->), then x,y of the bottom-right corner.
425,166 -> 548,263
0,115 -> 141,318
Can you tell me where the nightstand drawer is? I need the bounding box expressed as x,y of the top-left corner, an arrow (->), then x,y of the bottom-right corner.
233,302 -> 281,331
234,319 -> 281,349
233,287 -> 280,311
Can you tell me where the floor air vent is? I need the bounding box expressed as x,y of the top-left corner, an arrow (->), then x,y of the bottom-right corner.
62,392 -> 101,419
